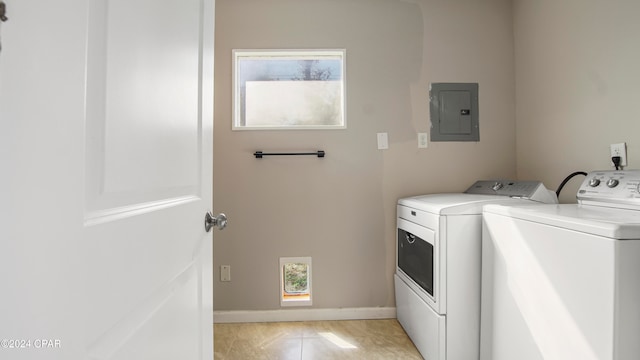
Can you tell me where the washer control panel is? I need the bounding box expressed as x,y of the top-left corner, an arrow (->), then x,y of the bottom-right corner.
578,170 -> 640,209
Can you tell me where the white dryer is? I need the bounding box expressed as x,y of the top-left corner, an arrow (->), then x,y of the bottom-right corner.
481,170 -> 640,360
395,180 -> 557,360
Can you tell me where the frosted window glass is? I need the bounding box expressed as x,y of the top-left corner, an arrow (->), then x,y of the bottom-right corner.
233,50 -> 346,130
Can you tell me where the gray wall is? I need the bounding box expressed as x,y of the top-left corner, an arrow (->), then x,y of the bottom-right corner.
213,0 -> 516,311
514,0 -> 640,203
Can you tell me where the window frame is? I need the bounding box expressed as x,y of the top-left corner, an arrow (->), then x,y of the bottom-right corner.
232,49 -> 347,131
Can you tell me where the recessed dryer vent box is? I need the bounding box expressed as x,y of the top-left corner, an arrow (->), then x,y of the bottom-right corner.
430,83 -> 479,142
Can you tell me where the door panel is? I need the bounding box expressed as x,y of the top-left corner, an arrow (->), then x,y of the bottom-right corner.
85,0 -> 203,215
87,264 -> 200,360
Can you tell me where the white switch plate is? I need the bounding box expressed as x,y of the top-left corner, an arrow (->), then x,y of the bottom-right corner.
221,265 -> 231,282
418,133 -> 428,148
610,142 -> 627,167
377,133 -> 388,150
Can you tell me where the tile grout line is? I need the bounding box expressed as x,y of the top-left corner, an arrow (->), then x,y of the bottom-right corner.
299,336 -> 304,360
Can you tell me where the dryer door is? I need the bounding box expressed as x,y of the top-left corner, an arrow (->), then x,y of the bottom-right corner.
397,217 -> 441,313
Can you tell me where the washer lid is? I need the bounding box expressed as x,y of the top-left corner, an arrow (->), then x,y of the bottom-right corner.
398,194 -> 538,215
484,204 -> 640,239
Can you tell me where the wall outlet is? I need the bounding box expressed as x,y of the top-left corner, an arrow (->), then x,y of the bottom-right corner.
221,265 -> 231,282
610,143 -> 627,167
377,133 -> 388,150
418,133 -> 428,148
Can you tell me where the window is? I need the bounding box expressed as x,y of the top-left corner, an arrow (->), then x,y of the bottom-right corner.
233,49 -> 346,130
280,257 -> 312,307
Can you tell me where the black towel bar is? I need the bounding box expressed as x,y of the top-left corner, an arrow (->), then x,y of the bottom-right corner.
254,150 -> 325,159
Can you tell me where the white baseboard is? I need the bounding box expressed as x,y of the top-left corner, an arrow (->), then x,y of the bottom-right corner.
214,307 -> 396,324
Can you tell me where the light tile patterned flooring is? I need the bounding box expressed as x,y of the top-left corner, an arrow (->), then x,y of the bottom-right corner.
214,319 -> 423,360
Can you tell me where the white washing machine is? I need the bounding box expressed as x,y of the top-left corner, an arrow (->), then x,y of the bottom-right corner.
395,180 -> 558,360
481,170 -> 640,360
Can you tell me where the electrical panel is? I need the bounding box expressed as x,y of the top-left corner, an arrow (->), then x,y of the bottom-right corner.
430,83 -> 479,142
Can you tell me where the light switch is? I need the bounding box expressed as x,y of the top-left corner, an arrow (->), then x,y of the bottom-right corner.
377,133 -> 388,150
418,133 -> 428,148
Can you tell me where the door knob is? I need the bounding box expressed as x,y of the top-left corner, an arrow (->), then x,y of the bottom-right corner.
205,212 -> 227,232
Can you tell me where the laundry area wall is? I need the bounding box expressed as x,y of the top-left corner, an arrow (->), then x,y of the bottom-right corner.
212,0 -> 516,311
513,0 -> 640,203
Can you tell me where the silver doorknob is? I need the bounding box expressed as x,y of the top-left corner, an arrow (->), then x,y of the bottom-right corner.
205,212 -> 227,232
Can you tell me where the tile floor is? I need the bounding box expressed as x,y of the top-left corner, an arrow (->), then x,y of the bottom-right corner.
214,319 -> 423,360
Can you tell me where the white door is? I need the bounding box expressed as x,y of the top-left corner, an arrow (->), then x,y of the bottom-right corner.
0,0 -> 215,359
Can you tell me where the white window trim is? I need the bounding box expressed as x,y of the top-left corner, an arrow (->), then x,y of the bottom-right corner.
232,49 -> 347,131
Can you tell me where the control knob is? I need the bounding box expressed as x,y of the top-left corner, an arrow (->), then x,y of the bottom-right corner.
588,178 -> 601,187
606,178 -> 619,188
